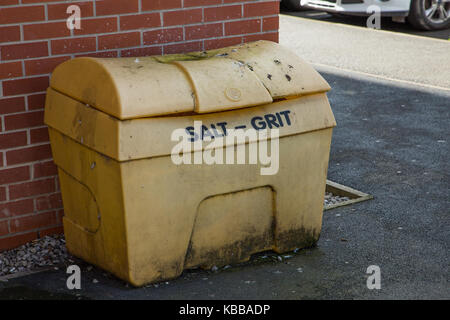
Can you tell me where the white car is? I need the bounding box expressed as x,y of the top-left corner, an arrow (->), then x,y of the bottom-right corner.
282,0 -> 450,30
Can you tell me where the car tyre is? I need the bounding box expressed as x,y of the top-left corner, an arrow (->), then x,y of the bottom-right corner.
408,0 -> 450,30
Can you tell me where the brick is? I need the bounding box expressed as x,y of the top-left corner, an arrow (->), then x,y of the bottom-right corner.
23,22 -> 70,40
30,127 -> 49,144
96,0 -> 139,16
184,0 -> 221,7
204,5 -> 242,22
39,225 -> 63,237
1,0 -> 19,5
4,111 -> 44,131
51,37 -> 96,55
98,32 -> 140,50
48,1 -> 94,20
0,166 -> 30,185
244,1 -> 279,17
57,209 -> 64,220
120,13 -> 161,31
27,93 -> 46,110
243,31 -> 278,43
0,26 -> 20,43
0,97 -> 25,115
204,36 -> 242,50
2,77 -> 49,96
121,46 -> 162,57
164,41 -> 202,54
142,0 -> 181,11
74,17 -> 117,36
10,211 -> 58,233
0,221 -> 8,237
36,193 -> 62,211
0,187 -> 6,201
25,56 -> 70,76
0,199 -> 35,219
263,16 -> 279,31
185,23 -> 223,40
223,0 -> 255,2
75,51 -> 118,58
163,9 -> 202,27
0,62 -> 22,80
9,177 -> 55,200
22,0 -> 62,3
0,42 -> 48,61
0,5 -> 45,25
143,28 -> 183,45
225,19 -> 261,36
0,131 -> 27,149
33,160 -> 57,179
6,144 -> 52,166
0,232 -> 38,252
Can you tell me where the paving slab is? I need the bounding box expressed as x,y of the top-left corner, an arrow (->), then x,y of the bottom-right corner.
280,14 -> 450,90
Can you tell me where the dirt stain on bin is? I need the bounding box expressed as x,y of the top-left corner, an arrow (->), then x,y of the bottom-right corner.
185,231 -> 275,270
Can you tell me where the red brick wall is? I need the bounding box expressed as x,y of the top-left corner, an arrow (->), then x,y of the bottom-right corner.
0,0 -> 280,251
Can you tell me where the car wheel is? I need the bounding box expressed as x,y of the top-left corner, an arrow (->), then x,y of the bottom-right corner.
408,0 -> 450,30
282,0 -> 308,11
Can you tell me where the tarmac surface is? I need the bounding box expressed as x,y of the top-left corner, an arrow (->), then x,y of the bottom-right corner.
0,16 -> 449,300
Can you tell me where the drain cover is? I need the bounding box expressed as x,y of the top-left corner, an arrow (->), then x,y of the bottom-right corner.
324,180 -> 373,210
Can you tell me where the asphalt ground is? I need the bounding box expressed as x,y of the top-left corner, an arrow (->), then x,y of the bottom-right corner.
0,16 -> 449,300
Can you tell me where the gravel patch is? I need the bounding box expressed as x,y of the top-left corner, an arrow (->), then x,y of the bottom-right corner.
0,193 -> 352,278
0,234 -> 69,277
324,192 -> 350,208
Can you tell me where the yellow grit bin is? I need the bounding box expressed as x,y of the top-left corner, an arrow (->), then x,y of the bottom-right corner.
44,41 -> 336,286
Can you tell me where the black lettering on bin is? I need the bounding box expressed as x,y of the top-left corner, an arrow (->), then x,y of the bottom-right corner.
280,110 -> 292,126
186,126 -> 198,142
216,122 -> 228,136
264,114 -> 279,129
251,116 -> 266,130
